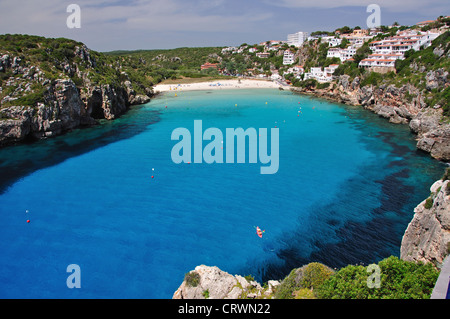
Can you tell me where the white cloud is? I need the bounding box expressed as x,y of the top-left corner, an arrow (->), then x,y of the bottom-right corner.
266,0 -> 448,13
0,0 -> 270,35
0,0 -> 447,50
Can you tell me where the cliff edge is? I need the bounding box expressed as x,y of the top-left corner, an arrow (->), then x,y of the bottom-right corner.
173,265 -> 280,299
401,175 -> 450,267
0,35 -> 153,146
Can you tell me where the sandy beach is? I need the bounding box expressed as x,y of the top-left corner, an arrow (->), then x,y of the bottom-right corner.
153,79 -> 283,93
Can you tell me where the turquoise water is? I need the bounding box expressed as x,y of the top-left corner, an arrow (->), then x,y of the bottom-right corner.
0,89 -> 446,298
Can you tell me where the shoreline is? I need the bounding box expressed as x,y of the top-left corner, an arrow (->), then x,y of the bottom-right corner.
153,79 -> 283,93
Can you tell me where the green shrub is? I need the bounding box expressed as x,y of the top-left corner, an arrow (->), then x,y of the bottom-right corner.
71,75 -> 84,87
273,268 -> 300,299
294,288 -> 316,299
424,197 -> 433,209
184,271 -> 201,287
274,262 -> 333,299
316,82 -> 330,89
300,262 -> 334,289
361,71 -> 383,87
7,87 -> 46,107
317,256 -> 439,299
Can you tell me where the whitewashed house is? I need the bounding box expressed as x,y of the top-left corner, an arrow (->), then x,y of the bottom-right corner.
221,47 -> 237,54
286,65 -> 304,75
321,36 -> 342,47
327,48 -> 341,59
287,31 -> 309,47
283,50 -> 295,65
362,31 -> 440,70
256,52 -> 270,58
327,47 -> 357,62
304,65 -> 338,83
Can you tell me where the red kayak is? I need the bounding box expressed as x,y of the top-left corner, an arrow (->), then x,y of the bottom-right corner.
256,226 -> 265,238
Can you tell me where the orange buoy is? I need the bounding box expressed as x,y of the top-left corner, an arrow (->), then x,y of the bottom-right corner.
27,220 -> 30,223
151,176 -> 154,179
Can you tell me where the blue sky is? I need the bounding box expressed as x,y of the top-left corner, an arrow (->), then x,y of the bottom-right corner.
0,0 -> 448,51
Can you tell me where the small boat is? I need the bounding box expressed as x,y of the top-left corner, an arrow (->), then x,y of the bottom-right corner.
256,226 -> 265,238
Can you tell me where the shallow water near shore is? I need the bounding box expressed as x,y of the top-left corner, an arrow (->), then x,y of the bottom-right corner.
0,89 -> 446,298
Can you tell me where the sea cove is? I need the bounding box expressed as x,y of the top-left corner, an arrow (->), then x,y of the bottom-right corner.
0,88 -> 446,298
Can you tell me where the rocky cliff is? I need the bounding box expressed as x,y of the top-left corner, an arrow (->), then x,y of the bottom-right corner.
0,37 -> 152,146
401,176 -> 450,267
173,265 -> 280,299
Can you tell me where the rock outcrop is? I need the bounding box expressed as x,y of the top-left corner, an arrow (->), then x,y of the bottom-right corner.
401,178 -> 450,267
410,109 -> 450,161
173,265 -> 280,299
0,46 -> 152,146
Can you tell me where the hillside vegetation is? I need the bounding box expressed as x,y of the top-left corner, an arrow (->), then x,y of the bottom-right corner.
0,34 -> 153,107
274,256 -> 439,299
105,46 -> 226,83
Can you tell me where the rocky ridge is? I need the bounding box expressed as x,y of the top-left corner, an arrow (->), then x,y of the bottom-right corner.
173,265 -> 280,299
401,177 -> 450,267
0,43 -> 152,146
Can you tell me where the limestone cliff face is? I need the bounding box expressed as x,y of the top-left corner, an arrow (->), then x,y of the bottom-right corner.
173,265 -> 280,299
0,78 -> 139,145
0,45 -> 152,146
401,179 -> 450,267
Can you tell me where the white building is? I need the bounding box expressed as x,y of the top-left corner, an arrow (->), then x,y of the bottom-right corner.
303,65 -> 338,83
283,50 -> 295,65
321,36 -> 342,47
285,65 -> 304,75
340,47 -> 357,61
362,31 -> 440,69
221,47 -> 237,54
359,56 -> 398,68
270,70 -> 282,81
287,31 -> 309,47
256,52 -> 270,58
369,31 -> 439,56
327,48 -> 341,59
327,46 -> 358,62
